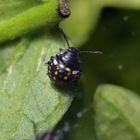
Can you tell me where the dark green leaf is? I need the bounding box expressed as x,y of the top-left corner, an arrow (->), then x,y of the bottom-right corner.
94,84 -> 140,140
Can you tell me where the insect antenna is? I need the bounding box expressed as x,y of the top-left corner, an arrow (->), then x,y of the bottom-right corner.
59,27 -> 71,48
79,50 -> 103,55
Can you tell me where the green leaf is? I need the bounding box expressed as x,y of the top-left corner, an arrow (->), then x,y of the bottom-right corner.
0,32 -> 74,140
94,84 -> 140,140
0,0 -> 41,21
0,0 -> 60,44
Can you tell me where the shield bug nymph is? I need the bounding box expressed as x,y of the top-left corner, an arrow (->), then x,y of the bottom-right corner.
47,28 -> 102,86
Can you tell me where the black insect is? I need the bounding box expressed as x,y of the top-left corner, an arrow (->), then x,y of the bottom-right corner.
47,28 -> 102,86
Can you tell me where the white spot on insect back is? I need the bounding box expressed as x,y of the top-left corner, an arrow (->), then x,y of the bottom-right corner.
53,59 -> 58,65
65,55 -> 68,58
72,70 -> 79,75
59,64 -> 64,68
62,57 -> 66,61
65,67 -> 70,72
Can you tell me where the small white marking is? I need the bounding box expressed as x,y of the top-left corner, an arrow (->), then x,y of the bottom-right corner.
65,55 -> 68,58
65,67 -> 70,72
62,57 -> 66,61
72,71 -> 79,75
59,64 -> 64,68
53,76 -> 56,80
53,59 -> 58,65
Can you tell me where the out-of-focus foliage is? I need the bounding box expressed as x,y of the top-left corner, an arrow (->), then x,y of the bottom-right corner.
61,0 -> 140,140
61,0 -> 102,46
95,84 -> 140,140
62,0 -> 140,46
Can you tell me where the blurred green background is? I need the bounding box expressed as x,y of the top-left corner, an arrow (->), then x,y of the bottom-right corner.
58,0 -> 140,140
